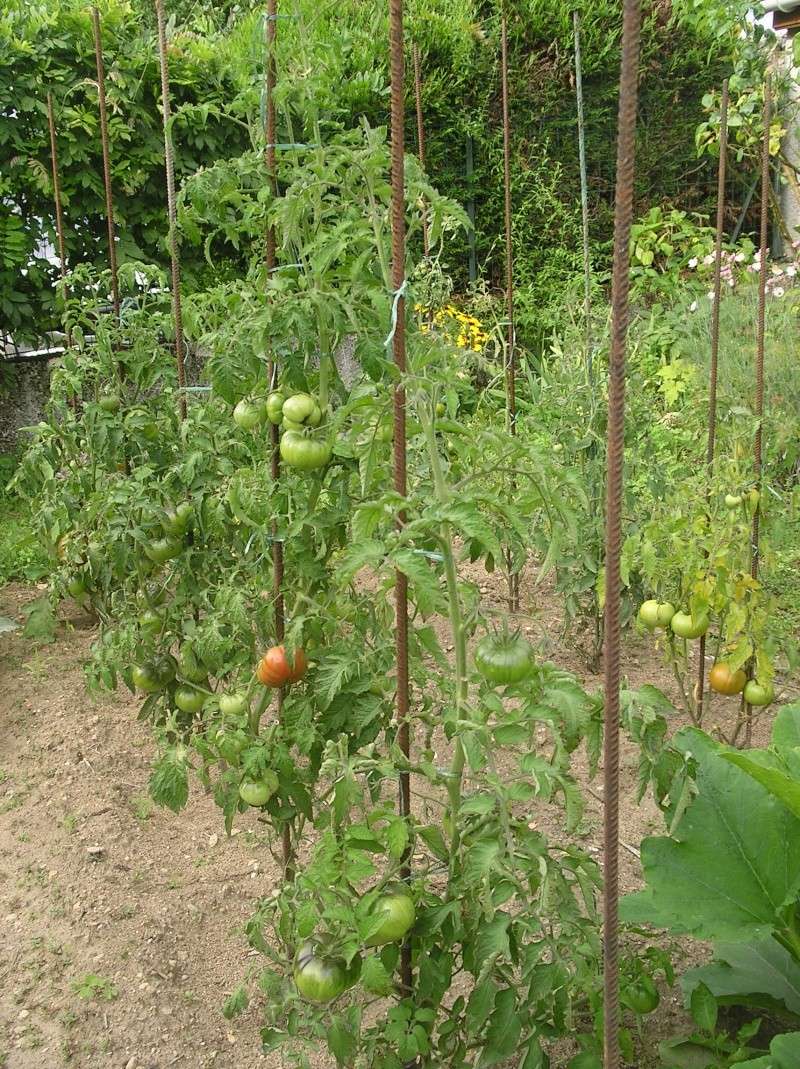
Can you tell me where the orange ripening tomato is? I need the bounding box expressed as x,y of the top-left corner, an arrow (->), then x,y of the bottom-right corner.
709,662 -> 747,696
257,645 -> 308,687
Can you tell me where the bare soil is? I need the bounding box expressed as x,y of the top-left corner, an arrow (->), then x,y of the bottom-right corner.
0,574 -> 789,1069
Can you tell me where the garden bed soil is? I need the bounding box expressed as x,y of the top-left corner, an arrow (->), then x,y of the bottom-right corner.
0,577 -> 784,1069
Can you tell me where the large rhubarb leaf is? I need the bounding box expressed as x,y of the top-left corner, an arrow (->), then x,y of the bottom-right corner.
622,730 -> 800,942
682,940 -> 800,1018
736,1032 -> 800,1068
722,705 -> 800,821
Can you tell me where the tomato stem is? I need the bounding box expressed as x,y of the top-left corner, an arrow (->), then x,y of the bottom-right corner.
419,394 -> 468,878
249,687 -> 272,736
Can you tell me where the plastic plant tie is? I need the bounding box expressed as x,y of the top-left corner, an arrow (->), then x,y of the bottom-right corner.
384,279 -> 408,352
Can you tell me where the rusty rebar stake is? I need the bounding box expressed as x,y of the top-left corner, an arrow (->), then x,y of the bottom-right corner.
603,3 -> 642,1066
155,0 -> 188,421
264,0 -> 290,877
412,44 -> 429,256
745,75 -> 771,747
500,15 -> 520,613
696,79 -> 729,723
91,7 -> 120,324
573,9 -> 592,369
389,0 -> 412,999
46,92 -> 74,366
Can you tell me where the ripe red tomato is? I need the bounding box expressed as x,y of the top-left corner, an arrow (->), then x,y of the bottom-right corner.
257,646 -> 308,687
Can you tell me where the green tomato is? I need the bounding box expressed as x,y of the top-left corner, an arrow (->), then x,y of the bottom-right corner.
143,581 -> 168,608
139,609 -> 163,636
282,417 -> 305,433
219,692 -> 248,717
132,662 -> 163,693
215,728 -> 248,765
266,392 -> 285,425
474,633 -> 534,685
177,643 -> 208,683
280,431 -> 331,471
744,679 -> 774,707
144,536 -> 183,565
638,600 -> 660,630
238,774 -> 278,807
282,392 -> 317,424
364,890 -> 415,947
154,654 -> 178,686
724,493 -> 742,509
67,575 -> 87,598
233,399 -> 266,430
98,394 -> 121,414
293,942 -> 349,1003
669,611 -> 709,640
621,974 -> 660,1015
175,685 -> 206,714
655,602 -> 676,628
162,501 -> 193,537
306,402 -> 323,427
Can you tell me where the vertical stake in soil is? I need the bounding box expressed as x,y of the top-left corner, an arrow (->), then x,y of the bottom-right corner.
573,9 -> 592,371
745,74 -> 771,747
91,7 -> 120,325
696,79 -> 729,723
603,3 -> 641,1067
264,0 -> 291,877
500,15 -> 519,613
155,0 -> 188,422
46,92 -> 74,371
465,134 -> 477,283
389,0 -> 412,998
412,44 -> 429,256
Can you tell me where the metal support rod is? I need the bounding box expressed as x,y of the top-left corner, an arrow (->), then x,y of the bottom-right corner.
91,7 -> 120,324
389,0 -> 412,998
155,0 -> 188,422
573,9 -> 592,370
696,79 -> 729,722
46,92 -> 73,361
500,15 -> 519,612
603,3 -> 642,1067
500,17 -> 515,437
264,0 -> 290,877
412,44 -> 429,256
745,74 -> 771,747
466,134 -> 477,284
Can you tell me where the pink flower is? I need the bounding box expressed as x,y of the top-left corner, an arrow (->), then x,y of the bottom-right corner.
688,257 -> 698,269
773,286 -> 785,297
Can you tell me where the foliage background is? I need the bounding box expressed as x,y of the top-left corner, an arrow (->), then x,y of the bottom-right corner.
1,0 -> 755,342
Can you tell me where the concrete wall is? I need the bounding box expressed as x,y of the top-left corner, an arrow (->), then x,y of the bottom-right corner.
0,358 -> 53,453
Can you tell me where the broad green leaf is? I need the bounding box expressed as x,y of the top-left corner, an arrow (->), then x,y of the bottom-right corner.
736,1033 -> 800,1069
689,981 -> 717,1032
621,741 -> 800,942
721,750 -> 800,823
478,987 -> 521,1067
773,704 -> 800,750
683,940 -> 800,1018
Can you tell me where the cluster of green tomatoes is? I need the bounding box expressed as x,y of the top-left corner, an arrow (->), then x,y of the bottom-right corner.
638,599 -> 773,706
293,888 -> 416,1003
233,391 -> 331,471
